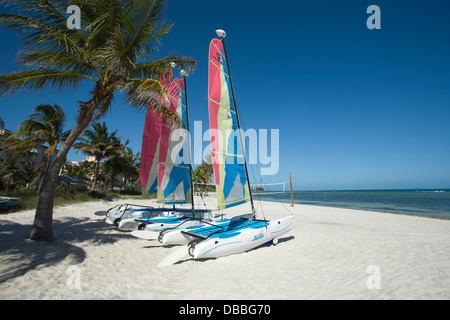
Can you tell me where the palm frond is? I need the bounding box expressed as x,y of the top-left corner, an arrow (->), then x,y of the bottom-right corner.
0,68 -> 94,96
0,13 -> 86,58
132,54 -> 198,79
3,135 -> 42,151
121,77 -> 183,127
15,50 -> 97,77
121,78 -> 165,110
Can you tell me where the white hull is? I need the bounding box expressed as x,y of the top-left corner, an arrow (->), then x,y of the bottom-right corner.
131,218 -> 203,240
117,212 -> 177,230
158,216 -> 294,266
105,205 -> 163,226
106,204 -> 213,231
190,216 -> 294,259
142,218 -> 203,233
130,214 -> 216,240
161,215 -> 252,246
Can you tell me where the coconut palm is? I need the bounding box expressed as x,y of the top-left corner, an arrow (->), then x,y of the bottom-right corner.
103,144 -> 140,190
6,104 -> 67,191
0,130 -> 37,189
61,160 -> 96,182
0,0 -> 197,241
73,122 -> 123,190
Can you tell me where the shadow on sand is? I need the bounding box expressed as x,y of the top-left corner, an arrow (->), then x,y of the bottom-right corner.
0,216 -> 127,284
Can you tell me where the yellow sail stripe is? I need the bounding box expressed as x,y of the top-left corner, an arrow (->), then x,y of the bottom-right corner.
211,150 -> 244,158
208,97 -> 235,114
224,197 -> 248,207
208,58 -> 230,79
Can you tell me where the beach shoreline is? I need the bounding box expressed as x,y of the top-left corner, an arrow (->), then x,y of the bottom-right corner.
1,197 -> 449,300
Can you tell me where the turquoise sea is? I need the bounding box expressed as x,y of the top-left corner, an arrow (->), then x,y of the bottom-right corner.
253,189 -> 450,219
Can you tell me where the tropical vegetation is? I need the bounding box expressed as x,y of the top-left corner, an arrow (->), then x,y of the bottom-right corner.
2,104 -> 67,192
73,122 -> 123,190
0,0 -> 197,241
193,154 -> 214,192
1,110 -> 142,205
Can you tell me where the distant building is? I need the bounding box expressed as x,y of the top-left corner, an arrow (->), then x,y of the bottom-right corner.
1,128 -> 59,166
30,145 -> 56,166
65,156 -> 97,166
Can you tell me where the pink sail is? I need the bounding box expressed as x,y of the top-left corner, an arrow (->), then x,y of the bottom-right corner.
140,72 -> 172,197
208,38 -> 250,209
157,78 -> 191,204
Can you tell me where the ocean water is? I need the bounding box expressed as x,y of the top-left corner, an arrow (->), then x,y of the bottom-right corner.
253,189 -> 450,219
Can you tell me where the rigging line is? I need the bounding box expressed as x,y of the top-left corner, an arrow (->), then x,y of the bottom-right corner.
191,167 -> 206,207
238,112 -> 294,218
196,184 -> 218,214
238,111 -> 268,221
257,181 -> 295,217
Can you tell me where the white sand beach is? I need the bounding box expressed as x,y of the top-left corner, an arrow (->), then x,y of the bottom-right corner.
1,196 -> 450,300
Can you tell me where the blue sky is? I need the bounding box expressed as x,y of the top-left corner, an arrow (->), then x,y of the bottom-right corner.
1,0 -> 449,190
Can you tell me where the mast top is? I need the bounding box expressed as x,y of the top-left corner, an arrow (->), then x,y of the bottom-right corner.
216,29 -> 226,39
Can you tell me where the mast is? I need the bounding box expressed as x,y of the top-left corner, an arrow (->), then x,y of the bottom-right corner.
181,70 -> 195,218
216,29 -> 255,216
290,173 -> 294,207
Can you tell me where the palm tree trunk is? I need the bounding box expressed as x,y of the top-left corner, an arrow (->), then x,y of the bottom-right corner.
93,159 -> 100,190
37,154 -> 51,193
29,98 -> 101,241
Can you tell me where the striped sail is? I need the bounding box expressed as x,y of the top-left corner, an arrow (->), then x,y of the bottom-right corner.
157,78 -> 192,204
140,107 -> 162,197
208,38 -> 250,210
140,74 -> 172,198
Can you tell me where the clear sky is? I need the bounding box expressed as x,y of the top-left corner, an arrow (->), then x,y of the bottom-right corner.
1,0 -> 449,190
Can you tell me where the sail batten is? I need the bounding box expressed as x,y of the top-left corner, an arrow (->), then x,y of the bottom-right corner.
207,98 -> 236,113
208,38 -> 251,210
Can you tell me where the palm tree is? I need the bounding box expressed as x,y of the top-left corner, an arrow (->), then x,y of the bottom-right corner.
61,160 -> 96,182
121,147 -> 141,189
103,144 -> 140,190
0,130 -> 37,190
0,0 -> 197,241
6,104 -> 67,191
0,158 -> 23,192
0,116 -> 4,130
73,122 -> 123,190
193,154 -> 214,192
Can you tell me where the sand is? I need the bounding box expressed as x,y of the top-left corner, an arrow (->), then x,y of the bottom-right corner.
1,195 -> 450,300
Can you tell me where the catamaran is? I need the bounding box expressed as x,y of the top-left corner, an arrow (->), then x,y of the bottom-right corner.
158,30 -> 294,264
129,73 -> 212,235
106,72 -> 212,232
